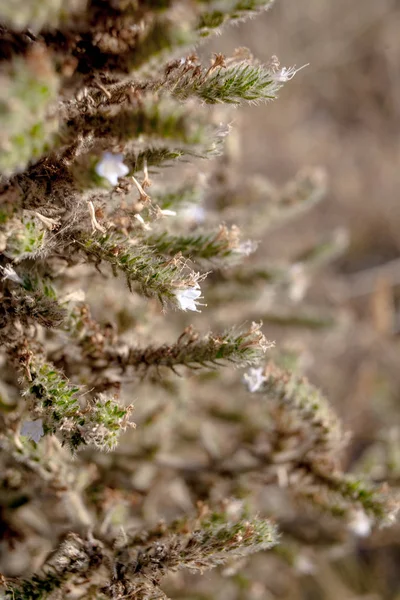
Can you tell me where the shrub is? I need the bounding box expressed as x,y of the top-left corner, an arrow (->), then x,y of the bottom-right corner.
0,1 -> 397,599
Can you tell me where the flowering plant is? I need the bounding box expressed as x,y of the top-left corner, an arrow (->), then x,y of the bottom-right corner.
0,1 -> 398,599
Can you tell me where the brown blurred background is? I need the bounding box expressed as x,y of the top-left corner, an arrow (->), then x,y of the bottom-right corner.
207,0 -> 400,265
198,1 -> 400,598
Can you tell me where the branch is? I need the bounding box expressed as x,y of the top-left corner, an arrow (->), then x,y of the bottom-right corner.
81,232 -> 206,308
11,341 -> 133,451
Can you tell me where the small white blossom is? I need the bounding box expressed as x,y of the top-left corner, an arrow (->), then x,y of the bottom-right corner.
21,419 -> 44,444
174,286 -> 203,312
288,263 -> 309,303
277,465 -> 289,488
294,552 -> 316,575
235,240 -> 258,257
1,264 -> 23,285
159,209 -> 177,217
216,122 -> 232,138
243,367 -> 267,393
95,152 -> 129,186
181,204 -> 206,224
273,63 -> 309,82
347,509 -> 372,537
225,499 -> 245,521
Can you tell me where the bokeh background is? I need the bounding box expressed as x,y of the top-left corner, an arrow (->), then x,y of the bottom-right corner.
198,1 -> 400,598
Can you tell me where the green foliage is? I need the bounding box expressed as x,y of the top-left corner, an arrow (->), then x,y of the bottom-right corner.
0,48 -> 59,175
82,232 -> 205,305
154,180 -> 205,211
168,56 -> 284,105
4,217 -> 46,261
4,507 -> 277,599
0,0 -> 81,30
128,18 -> 197,72
64,96 -> 218,150
3,533 -> 104,600
245,363 -> 398,524
17,349 -> 132,451
127,509 -> 278,574
147,225 -> 256,267
0,269 -> 67,340
257,363 -> 344,452
197,0 -> 275,35
67,306 -> 270,373
116,321 -> 271,371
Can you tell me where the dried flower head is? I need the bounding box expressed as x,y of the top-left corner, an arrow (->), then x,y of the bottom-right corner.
273,63 -> 309,82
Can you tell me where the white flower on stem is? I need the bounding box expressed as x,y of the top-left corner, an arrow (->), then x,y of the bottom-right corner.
243,367 -> 267,393
273,63 -> 309,82
21,419 -> 44,444
1,264 -> 23,285
95,152 -> 129,186
347,509 -> 372,537
174,286 -> 203,312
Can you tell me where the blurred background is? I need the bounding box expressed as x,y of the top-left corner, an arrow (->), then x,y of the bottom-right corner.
198,1 -> 400,598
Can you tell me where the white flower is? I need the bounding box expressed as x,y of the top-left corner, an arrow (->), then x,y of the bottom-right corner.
273,63 -> 309,82
216,122 -> 231,138
1,264 -> 23,284
174,286 -> 203,312
225,499 -> 245,521
159,209 -> 177,217
95,152 -> 129,186
347,509 -> 372,537
294,552 -> 316,575
243,367 -> 267,393
181,204 -> 206,224
235,240 -> 258,257
21,419 -> 44,443
288,263 -> 309,303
